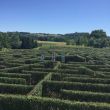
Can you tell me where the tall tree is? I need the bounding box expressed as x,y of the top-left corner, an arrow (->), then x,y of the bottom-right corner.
21,37 -> 37,49
10,35 -> 21,49
90,29 -> 107,39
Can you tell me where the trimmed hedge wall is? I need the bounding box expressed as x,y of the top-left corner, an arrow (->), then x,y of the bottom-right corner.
0,77 -> 26,84
62,77 -> 110,84
0,83 -> 33,94
61,90 -> 110,103
51,73 -> 92,81
29,62 -> 61,96
0,73 -> 31,83
65,55 -> 85,62
22,70 -> 48,84
42,81 -> 110,97
0,95 -> 110,110
32,68 -> 57,72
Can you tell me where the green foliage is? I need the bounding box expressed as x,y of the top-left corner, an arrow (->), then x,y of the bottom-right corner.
0,95 -> 110,110
21,37 -> 37,49
10,34 -> 21,49
44,61 -> 54,68
65,55 -> 85,62
90,30 -> 107,39
62,77 -> 110,84
0,83 -> 33,94
61,90 -> 110,103
0,73 -> 31,83
0,30 -> 110,49
29,62 -> 60,96
22,70 -> 48,84
0,77 -> 26,84
42,81 -> 110,97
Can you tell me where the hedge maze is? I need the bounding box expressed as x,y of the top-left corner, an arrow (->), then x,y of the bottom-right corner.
0,46 -> 110,110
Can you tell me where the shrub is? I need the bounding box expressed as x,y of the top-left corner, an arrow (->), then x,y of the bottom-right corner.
42,81 -> 110,97
62,77 -> 110,84
0,73 -> 31,83
0,83 -> 33,94
61,90 -> 110,103
0,95 -> 110,110
65,55 -> 85,63
0,77 -> 26,84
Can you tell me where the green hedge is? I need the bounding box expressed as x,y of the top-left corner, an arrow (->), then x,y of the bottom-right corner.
57,69 -> 79,74
0,73 -> 31,83
32,68 -> 57,72
78,67 -> 95,75
61,90 -> 110,103
62,77 -> 110,84
0,95 -> 110,110
22,70 -> 48,84
42,81 -> 110,97
0,83 -> 33,94
99,68 -> 110,72
0,77 -> 26,84
65,55 -> 86,62
29,62 -> 61,96
44,61 -> 54,68
86,65 -> 110,71
51,73 -> 91,81
24,58 -> 38,64
0,64 -> 38,73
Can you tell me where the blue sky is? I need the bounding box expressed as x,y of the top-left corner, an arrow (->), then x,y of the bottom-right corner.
0,0 -> 110,35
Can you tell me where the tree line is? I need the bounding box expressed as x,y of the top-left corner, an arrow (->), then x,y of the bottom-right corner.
0,32 -> 37,49
65,30 -> 110,48
0,29 -> 109,49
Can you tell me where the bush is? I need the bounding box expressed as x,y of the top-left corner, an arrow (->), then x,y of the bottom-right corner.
22,70 -> 48,84
62,77 -> 110,84
61,90 -> 110,103
42,81 -> 110,97
65,55 -> 85,63
0,83 -> 33,94
0,95 -> 110,110
44,61 -> 54,68
0,77 -> 26,84
0,73 -> 31,83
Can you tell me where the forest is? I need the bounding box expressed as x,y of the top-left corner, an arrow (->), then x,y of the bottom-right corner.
0,29 -> 110,49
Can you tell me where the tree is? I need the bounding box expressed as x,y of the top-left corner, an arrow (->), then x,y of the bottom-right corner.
21,37 -> 37,49
88,38 -> 95,47
90,29 -> 107,39
1,33 -> 11,48
66,39 -> 76,45
10,35 -> 21,49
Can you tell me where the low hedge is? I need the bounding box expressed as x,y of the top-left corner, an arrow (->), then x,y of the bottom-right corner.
65,55 -> 86,63
0,77 -> 26,84
22,70 -> 48,84
61,90 -> 110,103
0,73 -> 31,83
0,83 -> 33,94
42,81 -> 110,97
57,69 -> 79,74
24,58 -> 38,64
99,68 -> 110,72
0,64 -> 39,73
62,77 -> 110,84
51,73 -> 91,81
0,94 -> 110,110
86,65 -> 110,71
32,68 -> 57,72
78,67 -> 95,75
29,62 -> 61,96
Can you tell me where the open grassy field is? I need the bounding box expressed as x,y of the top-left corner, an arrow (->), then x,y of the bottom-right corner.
37,40 -> 67,46
0,45 -> 110,110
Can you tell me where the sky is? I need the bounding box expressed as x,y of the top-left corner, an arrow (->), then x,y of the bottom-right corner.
0,0 -> 110,35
